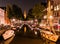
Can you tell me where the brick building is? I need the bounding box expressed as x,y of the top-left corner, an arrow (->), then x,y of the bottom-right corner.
0,7 -> 10,25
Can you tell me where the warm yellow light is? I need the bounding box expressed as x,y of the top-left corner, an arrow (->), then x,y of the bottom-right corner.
49,15 -> 53,19
44,15 -> 47,19
12,19 -> 15,21
34,31 -> 37,35
54,5 -> 59,11
24,26 -> 26,33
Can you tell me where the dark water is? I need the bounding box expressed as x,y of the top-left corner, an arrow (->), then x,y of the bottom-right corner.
0,35 -> 60,44
0,25 -> 60,44
10,35 -> 44,44
10,35 -> 60,44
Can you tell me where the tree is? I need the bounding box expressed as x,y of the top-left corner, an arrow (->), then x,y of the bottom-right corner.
7,4 -> 23,20
6,4 -> 13,19
12,5 -> 23,20
27,8 -> 34,20
32,3 -> 45,20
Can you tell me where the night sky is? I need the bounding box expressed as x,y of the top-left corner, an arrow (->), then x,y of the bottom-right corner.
0,0 -> 47,12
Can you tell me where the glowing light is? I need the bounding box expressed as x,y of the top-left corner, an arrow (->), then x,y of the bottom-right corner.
31,20 -> 33,24
24,26 -> 26,33
54,5 -> 59,11
44,15 -> 47,19
49,15 -> 53,19
34,31 -> 37,35
12,19 -> 15,21
57,5 -> 59,10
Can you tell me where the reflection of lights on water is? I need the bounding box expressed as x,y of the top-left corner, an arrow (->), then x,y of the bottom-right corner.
19,27 -> 21,29
31,28 -> 33,30
24,27 -> 26,33
34,31 -> 37,35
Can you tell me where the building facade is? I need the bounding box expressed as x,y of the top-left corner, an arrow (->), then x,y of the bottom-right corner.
0,7 -> 10,25
52,0 -> 60,24
0,8 -> 5,24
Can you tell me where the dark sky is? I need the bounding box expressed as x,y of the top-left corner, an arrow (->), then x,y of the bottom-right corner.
0,0 -> 47,12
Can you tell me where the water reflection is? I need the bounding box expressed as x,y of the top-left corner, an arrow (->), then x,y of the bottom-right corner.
0,34 -> 58,44
0,36 -> 57,44
0,25 -> 59,44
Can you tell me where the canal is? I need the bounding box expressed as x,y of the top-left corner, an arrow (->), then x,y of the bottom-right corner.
0,25 -> 60,44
